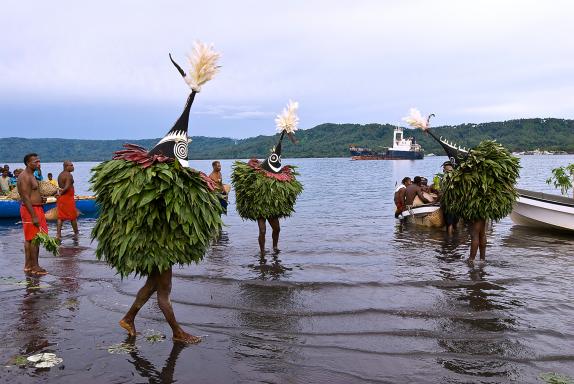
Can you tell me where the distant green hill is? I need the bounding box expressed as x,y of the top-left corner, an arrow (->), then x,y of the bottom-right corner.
1,118 -> 573,162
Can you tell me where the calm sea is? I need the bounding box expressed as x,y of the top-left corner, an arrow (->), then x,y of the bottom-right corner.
1,155 -> 573,383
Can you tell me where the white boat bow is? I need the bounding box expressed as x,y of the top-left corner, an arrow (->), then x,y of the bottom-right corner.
510,188 -> 574,232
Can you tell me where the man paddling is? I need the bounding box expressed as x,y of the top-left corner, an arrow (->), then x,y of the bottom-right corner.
17,153 -> 48,275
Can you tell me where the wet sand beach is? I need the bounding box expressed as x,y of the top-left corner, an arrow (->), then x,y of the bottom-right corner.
1,157 -> 573,383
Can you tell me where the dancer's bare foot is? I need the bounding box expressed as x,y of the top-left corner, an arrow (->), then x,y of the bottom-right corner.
29,267 -> 48,276
173,331 -> 202,344
119,318 -> 137,336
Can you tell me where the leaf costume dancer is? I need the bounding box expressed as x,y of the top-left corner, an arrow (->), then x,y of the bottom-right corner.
91,42 -> 222,343
231,101 -> 303,255
404,108 -> 520,260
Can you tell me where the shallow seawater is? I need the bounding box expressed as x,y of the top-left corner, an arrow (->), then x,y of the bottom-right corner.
1,155 -> 573,383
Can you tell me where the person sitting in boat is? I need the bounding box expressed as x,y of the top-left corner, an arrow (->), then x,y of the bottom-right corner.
3,165 -> 13,178
420,176 -> 439,203
1,169 -> 10,195
47,172 -> 58,187
405,176 -> 432,207
209,160 -> 230,214
394,177 -> 411,218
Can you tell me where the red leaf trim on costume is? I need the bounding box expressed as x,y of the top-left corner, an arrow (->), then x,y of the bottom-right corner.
113,144 -> 171,169
247,158 -> 294,182
113,144 -> 217,191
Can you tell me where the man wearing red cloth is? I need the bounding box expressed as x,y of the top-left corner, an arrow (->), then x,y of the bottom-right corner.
17,153 -> 49,275
56,160 -> 79,240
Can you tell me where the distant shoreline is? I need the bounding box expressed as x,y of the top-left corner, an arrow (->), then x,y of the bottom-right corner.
2,118 -> 574,162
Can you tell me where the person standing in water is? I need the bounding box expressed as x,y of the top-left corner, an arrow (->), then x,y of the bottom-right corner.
56,160 -> 79,240
231,101 -> 303,256
403,108 -> 519,261
394,177 -> 411,218
17,153 -> 48,275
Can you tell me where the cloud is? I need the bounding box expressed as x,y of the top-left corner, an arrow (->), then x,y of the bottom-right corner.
193,105 -> 271,120
1,0 -> 574,138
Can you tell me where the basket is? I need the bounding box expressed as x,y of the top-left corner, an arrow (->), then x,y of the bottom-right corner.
422,207 -> 445,227
39,181 -> 58,197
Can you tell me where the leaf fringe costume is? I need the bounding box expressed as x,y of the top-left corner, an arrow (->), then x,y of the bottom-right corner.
404,109 -> 520,222
91,46 -> 222,277
231,101 -> 303,220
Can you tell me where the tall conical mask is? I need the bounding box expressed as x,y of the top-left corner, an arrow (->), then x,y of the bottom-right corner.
261,100 -> 299,173
261,131 -> 285,173
148,42 -> 220,167
402,108 -> 468,166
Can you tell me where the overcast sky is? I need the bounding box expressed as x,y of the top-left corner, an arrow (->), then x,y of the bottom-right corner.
1,0 -> 573,139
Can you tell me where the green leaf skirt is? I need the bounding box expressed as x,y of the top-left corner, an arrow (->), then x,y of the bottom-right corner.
441,140 -> 521,222
231,160 -> 303,221
90,160 -> 223,277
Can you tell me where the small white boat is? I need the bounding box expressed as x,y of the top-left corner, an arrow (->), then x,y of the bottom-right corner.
510,188 -> 574,232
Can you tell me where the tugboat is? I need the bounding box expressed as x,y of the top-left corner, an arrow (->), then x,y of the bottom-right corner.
349,126 -> 424,160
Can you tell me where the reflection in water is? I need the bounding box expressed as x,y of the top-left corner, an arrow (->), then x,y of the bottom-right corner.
125,336 -> 188,384
395,221 -> 525,378
232,256 -> 300,380
9,242 -> 86,364
250,253 -> 292,280
436,263 -> 523,379
16,277 -> 54,356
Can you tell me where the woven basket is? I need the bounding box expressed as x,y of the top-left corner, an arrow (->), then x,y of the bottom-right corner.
422,207 -> 445,227
39,181 -> 58,197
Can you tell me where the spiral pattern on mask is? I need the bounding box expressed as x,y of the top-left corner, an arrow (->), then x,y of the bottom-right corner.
174,140 -> 188,159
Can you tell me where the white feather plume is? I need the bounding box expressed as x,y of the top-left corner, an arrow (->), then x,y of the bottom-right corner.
402,108 -> 429,130
184,41 -> 221,92
275,100 -> 299,134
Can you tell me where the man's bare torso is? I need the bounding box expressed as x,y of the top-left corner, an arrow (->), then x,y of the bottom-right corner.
18,170 -> 42,205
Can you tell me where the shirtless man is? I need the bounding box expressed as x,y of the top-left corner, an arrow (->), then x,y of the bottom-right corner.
208,161 -> 224,191
17,153 -> 48,275
394,177 -> 411,218
405,176 -> 431,206
56,160 -> 79,239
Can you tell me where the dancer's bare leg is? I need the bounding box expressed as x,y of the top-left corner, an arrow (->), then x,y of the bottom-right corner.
156,268 -> 201,344
469,219 -> 486,261
268,217 -> 280,253
120,272 -> 158,336
479,220 -> 487,260
257,218 -> 266,256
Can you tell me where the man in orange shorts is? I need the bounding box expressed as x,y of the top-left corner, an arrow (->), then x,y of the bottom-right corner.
17,153 -> 48,275
56,160 -> 79,240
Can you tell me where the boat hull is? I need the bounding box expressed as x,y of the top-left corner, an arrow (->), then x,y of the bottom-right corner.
0,197 -> 99,219
399,204 -> 444,227
510,189 -> 574,232
351,149 -> 424,160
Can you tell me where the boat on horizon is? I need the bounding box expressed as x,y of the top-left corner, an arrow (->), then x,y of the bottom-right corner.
349,126 -> 424,160
510,188 -> 574,232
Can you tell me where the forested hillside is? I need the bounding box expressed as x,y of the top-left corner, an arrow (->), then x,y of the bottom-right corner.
1,118 -> 572,162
